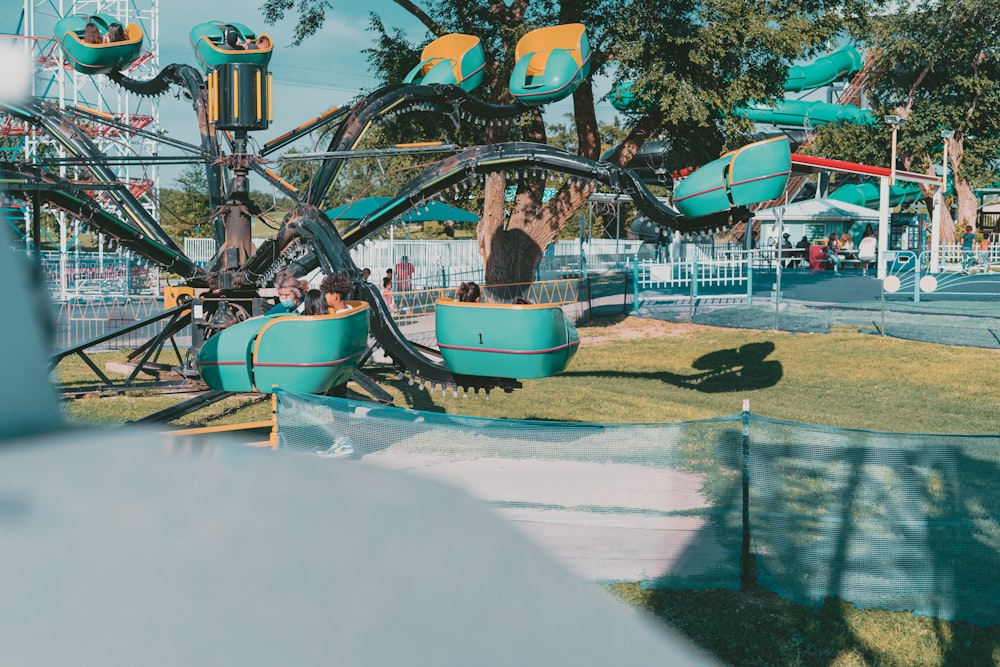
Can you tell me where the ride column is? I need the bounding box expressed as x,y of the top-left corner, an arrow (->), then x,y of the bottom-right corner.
207,62 -> 273,288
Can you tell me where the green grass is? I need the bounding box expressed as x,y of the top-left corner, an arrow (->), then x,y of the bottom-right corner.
55,317 -> 1000,666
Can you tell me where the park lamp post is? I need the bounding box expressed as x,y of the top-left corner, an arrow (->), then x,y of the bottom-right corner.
885,114 -> 907,185
931,129 -> 956,273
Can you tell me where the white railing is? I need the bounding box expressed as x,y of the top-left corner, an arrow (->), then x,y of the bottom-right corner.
636,246 -> 753,289
185,237 -> 646,287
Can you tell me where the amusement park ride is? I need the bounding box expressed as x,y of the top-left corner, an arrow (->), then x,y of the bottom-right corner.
1,14 -> 791,413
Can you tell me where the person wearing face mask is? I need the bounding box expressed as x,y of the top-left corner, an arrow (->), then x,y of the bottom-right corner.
266,276 -> 306,314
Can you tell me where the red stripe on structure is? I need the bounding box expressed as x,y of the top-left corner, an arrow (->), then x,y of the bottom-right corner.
673,184 -> 726,203
254,352 -> 363,368
438,340 -> 580,355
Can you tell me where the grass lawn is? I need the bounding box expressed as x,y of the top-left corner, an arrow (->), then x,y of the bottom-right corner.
55,315 -> 1000,666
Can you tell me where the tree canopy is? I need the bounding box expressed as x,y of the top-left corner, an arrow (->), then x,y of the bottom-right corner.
259,0 -> 876,283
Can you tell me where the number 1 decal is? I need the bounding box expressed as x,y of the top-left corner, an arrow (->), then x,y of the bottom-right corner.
478,333 -> 483,345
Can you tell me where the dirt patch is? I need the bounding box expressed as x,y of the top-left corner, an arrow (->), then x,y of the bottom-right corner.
579,315 -> 712,345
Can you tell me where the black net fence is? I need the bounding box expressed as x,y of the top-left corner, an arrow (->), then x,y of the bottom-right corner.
275,390 -> 1000,625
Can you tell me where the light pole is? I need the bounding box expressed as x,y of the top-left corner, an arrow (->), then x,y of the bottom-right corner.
931,129 -> 955,273
884,114 -> 907,185
877,115 -> 906,279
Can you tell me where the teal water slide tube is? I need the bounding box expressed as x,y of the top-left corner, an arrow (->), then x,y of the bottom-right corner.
736,99 -> 875,127
783,45 -> 864,92
829,181 -> 924,209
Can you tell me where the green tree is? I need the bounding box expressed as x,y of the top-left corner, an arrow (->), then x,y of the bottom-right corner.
850,0 -> 1000,241
261,0 -> 866,284
159,166 -> 213,242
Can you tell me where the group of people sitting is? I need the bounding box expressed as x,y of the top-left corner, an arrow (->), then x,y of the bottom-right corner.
83,20 -> 126,45
267,273 -> 355,316
83,21 -> 128,44
223,25 -> 268,51
825,226 -> 878,275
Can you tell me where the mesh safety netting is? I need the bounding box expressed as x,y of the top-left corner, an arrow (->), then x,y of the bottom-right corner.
275,390 -> 1000,624
275,390 -> 744,589
749,417 -> 1000,625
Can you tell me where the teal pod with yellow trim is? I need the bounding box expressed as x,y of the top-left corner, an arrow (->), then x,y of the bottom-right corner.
435,298 -> 579,379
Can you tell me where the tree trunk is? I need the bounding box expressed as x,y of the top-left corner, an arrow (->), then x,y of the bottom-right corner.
950,138 -> 978,235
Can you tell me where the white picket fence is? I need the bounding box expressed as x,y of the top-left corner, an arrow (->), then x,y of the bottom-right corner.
186,237 -> 645,286
636,245 -> 753,289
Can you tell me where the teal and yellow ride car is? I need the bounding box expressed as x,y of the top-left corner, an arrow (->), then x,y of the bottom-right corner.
403,33 -> 486,92
509,23 -> 591,106
196,303 -> 369,394
435,298 -> 579,379
672,137 -> 792,218
189,21 -> 273,72
54,13 -> 145,75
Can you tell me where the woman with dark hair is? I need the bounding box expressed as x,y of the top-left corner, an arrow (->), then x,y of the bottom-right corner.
83,21 -> 102,45
303,289 -> 328,315
457,281 -> 481,302
104,22 -> 126,43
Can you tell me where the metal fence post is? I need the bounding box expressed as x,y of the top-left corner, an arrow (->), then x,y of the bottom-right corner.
741,398 -> 752,590
631,256 -> 640,312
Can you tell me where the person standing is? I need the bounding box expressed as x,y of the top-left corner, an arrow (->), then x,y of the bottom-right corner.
977,234 -> 991,273
961,225 -> 976,270
381,277 -> 395,314
395,255 -> 414,291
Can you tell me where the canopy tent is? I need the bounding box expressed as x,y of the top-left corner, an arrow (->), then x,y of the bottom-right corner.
753,197 -> 881,223
327,196 -> 478,223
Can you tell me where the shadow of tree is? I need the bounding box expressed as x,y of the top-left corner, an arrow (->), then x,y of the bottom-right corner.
562,341 -> 783,393
649,421 -> 1000,665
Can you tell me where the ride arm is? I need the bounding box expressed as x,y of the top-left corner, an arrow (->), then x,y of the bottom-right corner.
305,83 -> 528,208
1,164 -> 204,279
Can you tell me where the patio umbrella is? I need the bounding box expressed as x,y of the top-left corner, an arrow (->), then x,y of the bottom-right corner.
0,238 -> 717,667
327,196 -> 478,223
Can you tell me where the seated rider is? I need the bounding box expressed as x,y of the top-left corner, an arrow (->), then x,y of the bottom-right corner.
104,22 -> 126,43
457,281 -> 481,302
266,275 -> 305,314
224,25 -> 246,50
83,21 -> 102,45
320,273 -> 355,313
303,289 -> 329,315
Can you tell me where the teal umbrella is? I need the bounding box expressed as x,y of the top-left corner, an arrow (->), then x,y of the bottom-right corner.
327,196 -> 478,223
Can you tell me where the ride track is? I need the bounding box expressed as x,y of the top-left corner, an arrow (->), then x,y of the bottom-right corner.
3,55 -> 740,398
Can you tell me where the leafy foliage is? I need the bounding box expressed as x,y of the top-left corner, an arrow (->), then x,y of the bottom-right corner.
158,166 -> 213,240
